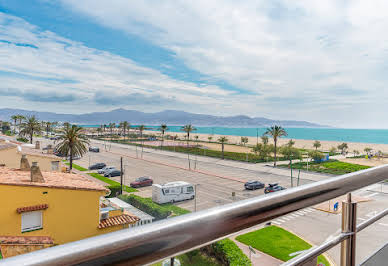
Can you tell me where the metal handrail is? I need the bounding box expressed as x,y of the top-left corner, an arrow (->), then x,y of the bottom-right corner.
1,165 -> 388,266
283,208 -> 388,265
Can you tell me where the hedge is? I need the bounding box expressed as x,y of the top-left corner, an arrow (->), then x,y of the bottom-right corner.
118,194 -> 171,220
204,239 -> 251,266
106,185 -> 122,198
16,137 -> 28,143
87,173 -> 138,193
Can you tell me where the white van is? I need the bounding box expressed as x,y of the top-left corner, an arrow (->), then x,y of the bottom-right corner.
152,181 -> 195,204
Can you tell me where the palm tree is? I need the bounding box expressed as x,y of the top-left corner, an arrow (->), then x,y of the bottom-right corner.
287,139 -> 295,147
55,125 -> 89,171
181,124 -> 196,142
121,121 -> 130,141
44,122 -> 53,137
96,127 -> 102,137
218,136 -> 228,159
241,137 -> 248,146
261,136 -> 269,145
11,115 -> 18,134
19,116 -> 41,144
264,125 -> 288,167
159,124 -> 169,147
17,115 -> 25,133
313,140 -> 321,150
137,125 -> 149,158
364,147 -> 372,156
208,136 -> 213,142
108,123 -> 116,140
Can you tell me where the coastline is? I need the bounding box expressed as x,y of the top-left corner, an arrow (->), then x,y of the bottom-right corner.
143,130 -> 388,153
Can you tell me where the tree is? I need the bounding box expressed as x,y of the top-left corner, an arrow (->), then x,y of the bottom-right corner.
364,147 -> 372,156
11,115 -> 18,134
108,123 -> 116,140
55,125 -> 89,171
96,127 -> 102,136
1,121 -> 10,133
120,121 -> 130,141
159,124 -> 169,147
208,136 -> 213,142
308,150 -> 325,162
181,124 -> 196,141
353,150 -> 360,157
329,146 -> 337,155
280,146 -> 301,164
264,125 -> 288,167
252,143 -> 273,160
19,116 -> 41,144
261,135 -> 269,145
17,115 -> 25,133
137,125 -> 150,158
218,136 -> 228,159
241,136 -> 248,146
313,140 -> 321,150
44,122 -> 53,137
287,139 -> 295,147
337,143 -> 348,155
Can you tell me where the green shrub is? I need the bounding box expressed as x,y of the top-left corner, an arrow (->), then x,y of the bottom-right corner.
210,239 -> 251,266
64,162 -> 88,171
118,194 -> 171,220
5,130 -> 13,136
16,137 -> 28,143
106,185 -> 122,198
87,173 -> 137,193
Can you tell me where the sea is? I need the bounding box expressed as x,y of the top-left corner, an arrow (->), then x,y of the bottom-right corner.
79,125 -> 388,145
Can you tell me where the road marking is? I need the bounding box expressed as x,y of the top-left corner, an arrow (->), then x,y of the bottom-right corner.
378,223 -> 388,227
272,221 -> 281,225
295,211 -> 305,215
290,214 -> 300,218
365,192 -> 379,198
304,208 -> 314,213
277,219 -> 286,223
285,215 -> 296,220
282,217 -> 291,221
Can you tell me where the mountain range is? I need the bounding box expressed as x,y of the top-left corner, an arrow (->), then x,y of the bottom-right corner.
0,108 -> 327,127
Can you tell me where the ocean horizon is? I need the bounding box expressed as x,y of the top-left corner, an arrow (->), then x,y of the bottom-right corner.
80,125 -> 388,145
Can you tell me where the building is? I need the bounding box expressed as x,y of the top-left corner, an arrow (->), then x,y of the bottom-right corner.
107,197 -> 155,226
0,140 -> 61,172
0,161 -> 139,258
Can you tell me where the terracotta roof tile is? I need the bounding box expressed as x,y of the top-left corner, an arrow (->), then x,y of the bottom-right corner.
0,236 -> 53,245
0,167 -> 108,192
16,204 -> 48,214
98,214 -> 140,229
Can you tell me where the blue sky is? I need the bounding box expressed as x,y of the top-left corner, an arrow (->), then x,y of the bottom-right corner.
0,0 -> 387,128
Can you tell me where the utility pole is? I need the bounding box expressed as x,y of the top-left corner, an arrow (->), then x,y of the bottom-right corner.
120,157 -> 123,195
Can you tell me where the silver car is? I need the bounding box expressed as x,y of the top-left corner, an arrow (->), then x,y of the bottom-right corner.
98,166 -> 116,174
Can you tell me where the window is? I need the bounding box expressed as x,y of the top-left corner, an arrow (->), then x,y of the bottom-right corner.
21,211 -> 42,232
164,189 -> 170,194
51,161 -> 59,171
187,186 -> 194,193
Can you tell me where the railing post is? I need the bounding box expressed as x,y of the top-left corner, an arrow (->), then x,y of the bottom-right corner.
340,193 -> 357,266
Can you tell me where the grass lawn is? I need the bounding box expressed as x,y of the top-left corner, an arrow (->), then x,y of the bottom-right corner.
279,159 -> 370,175
64,162 -> 88,171
155,200 -> 191,216
236,226 -> 330,265
87,173 -> 137,193
152,251 -> 221,266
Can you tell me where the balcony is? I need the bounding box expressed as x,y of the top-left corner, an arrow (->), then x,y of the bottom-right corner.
1,165 -> 387,265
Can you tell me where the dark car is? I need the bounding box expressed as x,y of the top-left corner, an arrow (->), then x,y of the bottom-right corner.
130,176 -> 153,188
104,169 -> 121,177
89,147 -> 100,152
89,163 -> 106,170
244,180 -> 265,190
264,183 -> 286,194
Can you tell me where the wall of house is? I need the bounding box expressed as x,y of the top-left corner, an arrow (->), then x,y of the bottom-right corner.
0,184 -> 121,245
0,148 -> 60,171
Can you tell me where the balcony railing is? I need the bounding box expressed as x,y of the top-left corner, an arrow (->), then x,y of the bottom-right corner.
1,165 -> 388,266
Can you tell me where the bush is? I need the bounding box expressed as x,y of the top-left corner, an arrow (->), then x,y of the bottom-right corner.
16,137 -> 28,143
87,173 -> 137,193
207,239 -> 251,266
106,185 -> 122,198
118,194 -> 171,220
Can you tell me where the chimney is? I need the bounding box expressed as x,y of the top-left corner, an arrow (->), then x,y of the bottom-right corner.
20,155 -> 30,171
31,162 -> 45,183
35,141 -> 40,150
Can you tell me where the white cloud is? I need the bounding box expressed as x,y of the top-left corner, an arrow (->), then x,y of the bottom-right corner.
53,0 -> 388,127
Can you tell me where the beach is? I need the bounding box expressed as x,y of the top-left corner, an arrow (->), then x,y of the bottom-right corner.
144,130 -> 388,154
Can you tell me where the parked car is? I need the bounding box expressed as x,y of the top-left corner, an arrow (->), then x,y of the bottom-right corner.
130,176 -> 153,188
104,169 -> 121,177
264,183 -> 286,194
244,180 -> 265,190
98,166 -> 116,174
89,163 -> 106,170
89,147 -> 100,152
67,155 -> 81,160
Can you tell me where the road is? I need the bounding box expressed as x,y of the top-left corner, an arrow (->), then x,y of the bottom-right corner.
12,136 -> 388,265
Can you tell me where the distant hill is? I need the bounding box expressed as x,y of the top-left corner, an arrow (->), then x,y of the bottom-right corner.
0,108 -> 327,127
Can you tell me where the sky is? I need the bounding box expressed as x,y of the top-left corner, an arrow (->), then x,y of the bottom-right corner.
0,1 -> 387,128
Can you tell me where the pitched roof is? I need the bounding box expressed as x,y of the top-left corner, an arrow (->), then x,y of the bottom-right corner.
0,167 -> 108,192
0,236 -> 54,245
98,214 -> 140,229
16,204 -> 48,214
